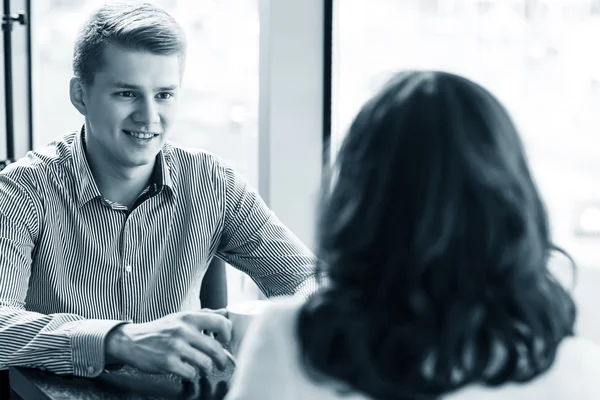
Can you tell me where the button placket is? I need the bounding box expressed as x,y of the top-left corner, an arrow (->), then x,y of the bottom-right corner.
121,219 -> 135,322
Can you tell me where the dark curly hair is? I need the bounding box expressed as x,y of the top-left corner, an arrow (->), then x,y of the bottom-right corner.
297,70 -> 576,399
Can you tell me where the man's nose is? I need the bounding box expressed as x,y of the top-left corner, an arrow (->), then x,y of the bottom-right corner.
132,99 -> 161,125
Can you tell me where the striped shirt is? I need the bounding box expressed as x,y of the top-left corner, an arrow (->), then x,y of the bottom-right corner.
0,128 -> 317,378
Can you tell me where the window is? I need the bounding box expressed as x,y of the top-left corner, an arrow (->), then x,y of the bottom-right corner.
31,0 -> 260,303
0,25 -> 6,163
0,0 -> 29,166
332,0 -> 600,340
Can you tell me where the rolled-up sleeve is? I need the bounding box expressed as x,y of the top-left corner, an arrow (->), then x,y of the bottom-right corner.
215,161 -> 318,299
0,171 -> 124,377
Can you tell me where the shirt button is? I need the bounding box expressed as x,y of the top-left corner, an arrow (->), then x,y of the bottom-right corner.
87,365 -> 95,374
125,265 -> 132,273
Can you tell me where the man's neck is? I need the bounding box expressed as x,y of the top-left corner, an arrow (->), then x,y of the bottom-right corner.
95,164 -> 154,210
83,137 -> 155,209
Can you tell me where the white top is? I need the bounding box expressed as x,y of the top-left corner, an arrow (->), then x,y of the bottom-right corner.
226,301 -> 600,400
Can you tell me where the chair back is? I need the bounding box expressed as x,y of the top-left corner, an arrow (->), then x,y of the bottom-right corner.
200,256 -> 228,309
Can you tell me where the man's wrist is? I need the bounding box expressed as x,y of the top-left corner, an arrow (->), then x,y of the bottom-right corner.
104,324 -> 128,365
68,319 -> 129,377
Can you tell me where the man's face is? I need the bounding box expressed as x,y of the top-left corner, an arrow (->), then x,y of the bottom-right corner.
81,43 -> 181,168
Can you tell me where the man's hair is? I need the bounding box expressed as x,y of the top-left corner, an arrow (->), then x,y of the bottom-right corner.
297,70 -> 576,399
73,1 -> 187,86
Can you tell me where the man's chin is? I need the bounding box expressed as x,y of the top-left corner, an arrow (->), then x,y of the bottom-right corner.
126,155 -> 160,168
119,148 -> 162,168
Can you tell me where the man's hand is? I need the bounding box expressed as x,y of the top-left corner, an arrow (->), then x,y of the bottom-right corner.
105,309 -> 232,380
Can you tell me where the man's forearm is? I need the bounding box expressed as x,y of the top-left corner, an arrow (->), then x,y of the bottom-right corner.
104,324 -> 129,365
219,163 -> 319,299
0,306 -> 126,377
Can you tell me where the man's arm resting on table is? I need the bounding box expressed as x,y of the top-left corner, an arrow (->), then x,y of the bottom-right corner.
104,323 -> 130,365
0,307 -> 129,378
0,174 -> 130,378
215,162 -> 319,299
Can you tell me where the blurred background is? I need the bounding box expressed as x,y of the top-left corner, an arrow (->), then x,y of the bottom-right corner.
332,0 -> 600,269
1,0 -> 599,337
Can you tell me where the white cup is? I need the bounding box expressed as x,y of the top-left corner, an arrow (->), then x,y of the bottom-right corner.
226,299 -> 272,355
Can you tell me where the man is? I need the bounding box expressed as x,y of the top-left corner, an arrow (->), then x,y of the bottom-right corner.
0,2 -> 316,381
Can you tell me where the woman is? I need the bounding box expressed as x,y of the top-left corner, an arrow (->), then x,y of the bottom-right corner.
225,71 -> 600,399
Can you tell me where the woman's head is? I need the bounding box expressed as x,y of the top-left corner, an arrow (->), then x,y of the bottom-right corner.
299,70 -> 575,398
320,69 -> 557,310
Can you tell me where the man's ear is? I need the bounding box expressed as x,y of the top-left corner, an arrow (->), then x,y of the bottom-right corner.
69,77 -> 88,116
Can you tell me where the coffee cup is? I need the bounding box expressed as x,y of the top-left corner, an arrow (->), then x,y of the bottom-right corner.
226,299 -> 272,355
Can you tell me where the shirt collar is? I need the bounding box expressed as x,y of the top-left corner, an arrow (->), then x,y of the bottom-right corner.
154,148 -> 174,193
72,125 -> 175,208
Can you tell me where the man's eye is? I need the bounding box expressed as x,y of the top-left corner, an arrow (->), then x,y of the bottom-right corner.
118,91 -> 136,97
157,92 -> 174,100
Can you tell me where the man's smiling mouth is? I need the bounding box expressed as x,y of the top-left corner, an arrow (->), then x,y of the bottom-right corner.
122,130 -> 160,139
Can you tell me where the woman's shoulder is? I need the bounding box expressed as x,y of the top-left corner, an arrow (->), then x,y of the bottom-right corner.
446,336 -> 600,400
540,336 -> 600,390
552,336 -> 600,378
251,298 -> 305,334
267,297 -> 305,315
559,335 -> 600,354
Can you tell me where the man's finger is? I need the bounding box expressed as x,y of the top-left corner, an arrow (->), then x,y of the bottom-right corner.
164,355 -> 197,381
177,341 -> 217,375
178,327 -> 229,370
202,308 -> 228,318
183,312 -> 232,343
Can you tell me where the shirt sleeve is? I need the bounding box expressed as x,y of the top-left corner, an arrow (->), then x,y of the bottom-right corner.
216,161 -> 318,299
0,170 -> 125,377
